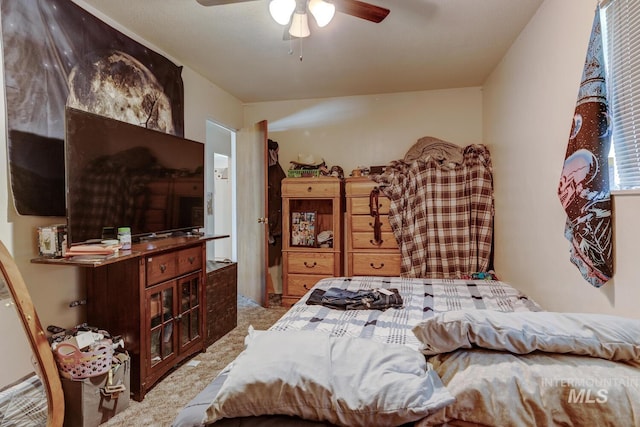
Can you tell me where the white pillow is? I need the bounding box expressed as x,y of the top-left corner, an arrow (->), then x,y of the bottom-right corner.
412,310 -> 640,361
205,328 -> 454,426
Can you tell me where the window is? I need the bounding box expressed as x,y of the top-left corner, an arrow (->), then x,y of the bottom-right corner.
601,0 -> 640,190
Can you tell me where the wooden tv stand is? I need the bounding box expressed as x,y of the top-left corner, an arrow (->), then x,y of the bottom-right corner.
32,235 -> 230,401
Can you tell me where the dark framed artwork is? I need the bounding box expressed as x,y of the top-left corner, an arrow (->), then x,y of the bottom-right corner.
290,211 -> 317,247
0,0 -> 184,216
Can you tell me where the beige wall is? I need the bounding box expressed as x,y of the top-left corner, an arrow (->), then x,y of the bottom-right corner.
244,88 -> 483,174
485,0 -> 637,317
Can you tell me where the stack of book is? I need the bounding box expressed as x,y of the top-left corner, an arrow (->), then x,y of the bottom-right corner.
64,243 -> 123,259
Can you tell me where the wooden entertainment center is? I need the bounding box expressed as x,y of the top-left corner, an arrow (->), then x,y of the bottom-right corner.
32,235 -> 234,401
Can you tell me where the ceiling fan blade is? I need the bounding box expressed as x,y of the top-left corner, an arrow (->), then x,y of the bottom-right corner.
333,0 -> 390,23
196,0 -> 257,6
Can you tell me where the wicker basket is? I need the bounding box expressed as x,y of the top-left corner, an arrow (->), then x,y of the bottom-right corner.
287,169 -> 321,178
54,340 -> 114,380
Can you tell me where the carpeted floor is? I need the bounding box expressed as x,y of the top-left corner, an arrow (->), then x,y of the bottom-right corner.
102,295 -> 287,427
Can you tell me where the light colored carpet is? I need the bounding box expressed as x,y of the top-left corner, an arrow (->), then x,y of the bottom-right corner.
101,295 -> 287,427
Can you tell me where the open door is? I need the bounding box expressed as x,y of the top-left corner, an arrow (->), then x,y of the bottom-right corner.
265,139 -> 286,307
236,120 -> 269,306
262,128 -> 271,307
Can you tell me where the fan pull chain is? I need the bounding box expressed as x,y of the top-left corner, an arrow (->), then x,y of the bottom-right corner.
287,36 -> 304,61
299,36 -> 303,61
288,33 -> 294,56
287,35 -> 303,62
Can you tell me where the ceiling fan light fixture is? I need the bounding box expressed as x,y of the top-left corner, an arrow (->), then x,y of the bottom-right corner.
289,11 -> 311,38
308,0 -> 335,27
269,0 -> 296,25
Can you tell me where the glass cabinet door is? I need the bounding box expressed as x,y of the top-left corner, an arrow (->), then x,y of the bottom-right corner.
177,273 -> 201,351
148,281 -> 176,367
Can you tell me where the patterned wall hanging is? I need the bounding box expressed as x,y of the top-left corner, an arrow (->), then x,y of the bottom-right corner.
1,0 -> 184,216
557,6 -> 613,288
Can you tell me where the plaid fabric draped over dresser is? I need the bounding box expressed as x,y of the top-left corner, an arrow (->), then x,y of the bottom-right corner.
373,144 -> 494,278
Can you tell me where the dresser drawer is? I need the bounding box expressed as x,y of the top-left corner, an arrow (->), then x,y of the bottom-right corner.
177,246 -> 202,275
287,252 -> 335,275
351,252 -> 401,276
145,210 -> 167,225
349,196 -> 391,215
148,194 -> 169,210
146,252 -> 178,286
282,180 -> 341,198
351,231 -> 398,249
345,177 -> 384,196
351,214 -> 393,232
173,179 -> 203,197
286,274 -> 331,297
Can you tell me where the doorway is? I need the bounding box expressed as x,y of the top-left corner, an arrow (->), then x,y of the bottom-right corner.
213,153 -> 233,260
205,120 -> 236,263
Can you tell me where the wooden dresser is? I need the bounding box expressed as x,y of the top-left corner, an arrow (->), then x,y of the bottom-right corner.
281,177 -> 343,306
32,235 -> 231,401
205,261 -> 237,348
345,177 -> 401,276
84,238 -> 207,401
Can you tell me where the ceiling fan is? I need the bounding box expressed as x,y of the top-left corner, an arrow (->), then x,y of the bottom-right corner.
196,0 -> 390,38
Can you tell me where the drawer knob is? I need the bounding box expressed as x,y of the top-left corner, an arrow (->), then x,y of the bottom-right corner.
307,186 -> 313,192
369,239 -> 384,247
370,262 -> 385,270
188,256 -> 196,264
303,284 -> 310,290
303,261 -> 317,268
160,264 -> 167,273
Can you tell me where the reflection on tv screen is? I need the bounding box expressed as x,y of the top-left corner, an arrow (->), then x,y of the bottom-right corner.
65,107 -> 204,245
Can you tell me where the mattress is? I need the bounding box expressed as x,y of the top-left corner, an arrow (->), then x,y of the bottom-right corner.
173,276 -> 541,427
0,372 -> 47,427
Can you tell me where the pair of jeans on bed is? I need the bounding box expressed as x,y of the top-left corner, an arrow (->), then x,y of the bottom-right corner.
306,287 -> 403,310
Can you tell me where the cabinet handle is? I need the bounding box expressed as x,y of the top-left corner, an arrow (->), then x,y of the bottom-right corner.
307,186 -> 313,192
188,256 -> 195,264
303,261 -> 317,268
370,262 -> 385,270
369,239 -> 384,247
160,264 -> 167,273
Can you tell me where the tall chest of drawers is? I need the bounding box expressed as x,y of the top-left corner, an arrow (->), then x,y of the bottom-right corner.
345,177 -> 401,276
281,177 -> 343,306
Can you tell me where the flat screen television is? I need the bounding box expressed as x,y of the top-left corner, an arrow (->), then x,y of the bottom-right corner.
64,107 -> 205,246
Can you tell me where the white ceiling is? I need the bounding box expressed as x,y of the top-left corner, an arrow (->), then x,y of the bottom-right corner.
79,0 -> 543,103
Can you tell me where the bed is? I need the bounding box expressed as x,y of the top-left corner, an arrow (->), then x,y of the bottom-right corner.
0,372 -> 48,426
173,276 -> 640,427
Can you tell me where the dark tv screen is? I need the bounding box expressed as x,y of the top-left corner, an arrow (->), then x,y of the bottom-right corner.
65,107 -> 204,246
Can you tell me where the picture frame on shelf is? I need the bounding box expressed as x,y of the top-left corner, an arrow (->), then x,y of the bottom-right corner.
290,211 -> 317,247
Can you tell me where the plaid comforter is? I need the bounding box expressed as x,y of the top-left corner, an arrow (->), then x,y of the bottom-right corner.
372,144 -> 494,279
270,276 -> 541,351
